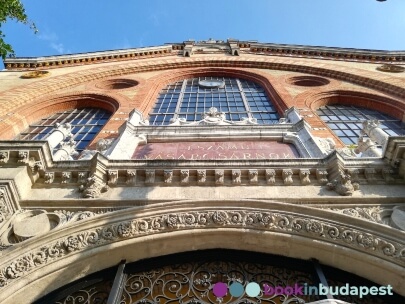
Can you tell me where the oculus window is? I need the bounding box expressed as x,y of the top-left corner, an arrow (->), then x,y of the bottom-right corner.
17,108 -> 111,152
317,105 -> 405,145
149,77 -> 280,125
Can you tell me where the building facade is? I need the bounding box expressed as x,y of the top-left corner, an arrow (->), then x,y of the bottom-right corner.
0,39 -> 404,304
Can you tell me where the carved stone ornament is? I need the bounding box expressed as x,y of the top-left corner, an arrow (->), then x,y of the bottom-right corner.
145,170 -> 155,184
108,170 -> 118,186
323,206 -> 388,225
78,172 -> 89,184
336,147 -> 357,158
315,137 -> 335,154
168,107 -> 258,126
164,170 -> 173,184
215,169 -> 224,185
232,170 -> 241,185
265,169 -> 276,185
126,170 -> 136,185
17,151 -> 29,164
316,169 -> 328,184
79,175 -> 108,199
61,172 -> 71,184
0,208 -> 403,288
180,170 -> 189,184
299,169 -> 311,185
197,169 -> 206,184
249,169 -> 258,184
44,172 -> 54,184
0,189 -> 10,225
31,161 -> 45,175
327,171 -> 360,196
96,138 -> 114,152
282,169 -> 293,185
0,151 -> 9,164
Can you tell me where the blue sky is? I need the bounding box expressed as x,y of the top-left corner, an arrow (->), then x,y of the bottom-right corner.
2,0 -> 405,59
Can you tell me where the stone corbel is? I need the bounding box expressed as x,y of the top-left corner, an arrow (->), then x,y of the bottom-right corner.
126,170 -> 136,185
197,170 -> 206,184
215,169 -> 224,185
77,172 -> 89,184
249,169 -> 258,184
265,169 -> 276,185
180,170 -> 189,184
145,170 -> 155,184
299,169 -> 311,185
282,169 -> 294,185
61,172 -> 71,184
17,151 -> 29,164
44,172 -> 54,184
232,170 -> 241,185
164,170 -> 173,184
0,151 -> 9,164
316,169 -> 328,184
108,170 -> 118,186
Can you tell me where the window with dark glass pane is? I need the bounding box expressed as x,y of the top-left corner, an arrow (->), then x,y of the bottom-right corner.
316,105 -> 405,145
149,77 -> 280,125
17,108 -> 112,152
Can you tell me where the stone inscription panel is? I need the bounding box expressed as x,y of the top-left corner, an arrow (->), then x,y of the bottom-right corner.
132,141 -> 299,160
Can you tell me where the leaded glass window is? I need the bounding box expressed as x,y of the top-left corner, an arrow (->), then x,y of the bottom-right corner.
17,108 -> 112,152
316,105 -> 405,145
149,77 -> 280,125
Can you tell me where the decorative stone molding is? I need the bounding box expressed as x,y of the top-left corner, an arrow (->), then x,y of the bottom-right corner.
364,168 -> 377,182
249,169 -> 258,184
315,137 -> 335,154
145,170 -> 155,184
282,169 -> 293,185
164,170 -> 173,184
265,169 -> 276,185
44,172 -> 54,184
17,151 -> 28,164
61,172 -> 71,184
97,138 -> 114,153
322,206 -> 389,225
169,107 -> 258,126
215,169 -> 224,185
107,170 -> 118,186
0,206 -> 403,289
232,170 -> 241,185
126,170 -> 136,185
0,189 -> 10,225
197,170 -> 206,184
315,169 -> 328,184
0,152 -> 9,164
79,175 -> 108,199
299,169 -> 311,185
180,170 -> 189,184
336,147 -> 357,158
327,171 -> 360,196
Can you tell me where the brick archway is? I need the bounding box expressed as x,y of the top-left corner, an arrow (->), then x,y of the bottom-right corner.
0,92 -> 121,139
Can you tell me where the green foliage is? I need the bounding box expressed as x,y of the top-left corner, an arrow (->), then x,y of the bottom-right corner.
0,0 -> 37,59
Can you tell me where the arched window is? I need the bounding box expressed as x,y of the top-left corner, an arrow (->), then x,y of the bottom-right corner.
316,105 -> 405,145
149,77 -> 280,125
17,108 -> 112,152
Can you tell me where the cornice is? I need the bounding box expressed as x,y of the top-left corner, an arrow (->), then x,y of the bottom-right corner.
3,39 -> 405,71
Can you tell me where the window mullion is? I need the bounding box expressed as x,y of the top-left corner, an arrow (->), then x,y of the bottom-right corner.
173,79 -> 187,120
236,79 -> 253,120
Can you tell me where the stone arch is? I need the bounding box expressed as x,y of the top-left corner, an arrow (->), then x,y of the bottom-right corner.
0,92 -> 121,139
1,200 -> 403,303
